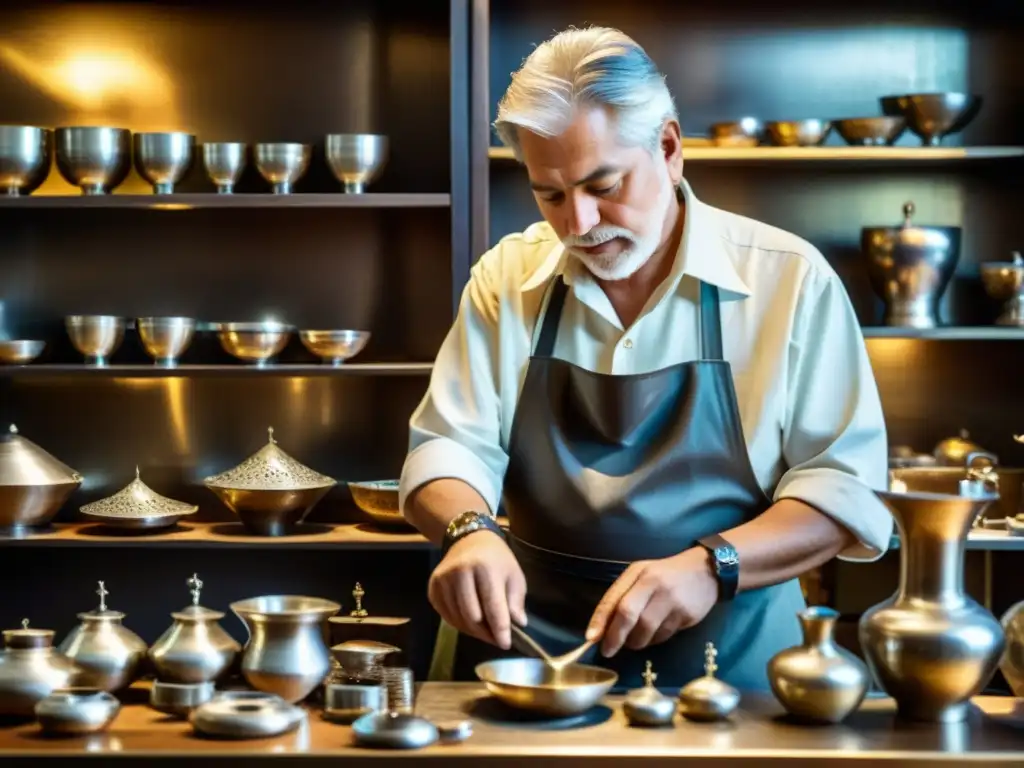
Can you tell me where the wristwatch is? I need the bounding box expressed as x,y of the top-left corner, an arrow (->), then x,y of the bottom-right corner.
697,533 -> 740,602
442,511 -> 505,556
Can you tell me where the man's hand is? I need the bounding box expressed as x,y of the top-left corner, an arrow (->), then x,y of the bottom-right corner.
586,548 -> 717,657
428,531 -> 527,650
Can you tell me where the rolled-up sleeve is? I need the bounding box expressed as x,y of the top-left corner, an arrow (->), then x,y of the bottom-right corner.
398,257 -> 509,517
772,267 -> 893,561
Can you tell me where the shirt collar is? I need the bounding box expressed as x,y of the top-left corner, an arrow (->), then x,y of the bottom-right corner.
521,178 -> 752,298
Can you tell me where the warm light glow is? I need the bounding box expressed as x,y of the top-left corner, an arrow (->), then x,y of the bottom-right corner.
865,338 -> 923,368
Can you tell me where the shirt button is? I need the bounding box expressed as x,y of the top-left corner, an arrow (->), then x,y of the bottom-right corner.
623,339 -> 634,349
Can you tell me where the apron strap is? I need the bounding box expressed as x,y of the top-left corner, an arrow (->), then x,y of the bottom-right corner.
699,281 -> 724,361
534,276 -> 569,358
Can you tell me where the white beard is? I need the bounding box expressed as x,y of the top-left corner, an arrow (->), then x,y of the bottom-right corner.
561,168 -> 676,281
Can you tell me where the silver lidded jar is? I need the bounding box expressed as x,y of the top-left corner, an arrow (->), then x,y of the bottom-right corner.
0,618 -> 79,716
622,660 -> 677,727
677,642 -> 740,722
58,581 -> 148,693
767,606 -> 868,724
859,485 -> 1005,722
0,423 -> 83,537
149,573 -> 241,683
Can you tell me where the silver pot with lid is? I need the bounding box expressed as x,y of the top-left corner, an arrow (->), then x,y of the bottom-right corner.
862,201 -> 961,328
0,424 -> 82,537
0,618 -> 79,716
149,572 -> 241,683
58,580 -> 148,692
79,466 -> 197,530
677,642 -> 740,722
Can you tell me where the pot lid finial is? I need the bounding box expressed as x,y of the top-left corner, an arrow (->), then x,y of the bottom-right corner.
703,642 -> 718,678
96,580 -> 109,612
188,572 -> 204,606
642,660 -> 657,688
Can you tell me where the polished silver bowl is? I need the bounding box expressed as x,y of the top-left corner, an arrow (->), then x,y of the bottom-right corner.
134,132 -> 195,194
980,252 -> 1024,327
137,317 -> 196,367
834,117 -> 906,146
476,658 -> 617,717
709,118 -> 762,147
254,143 -> 310,194
765,119 -> 832,147
880,93 -> 982,146
325,134 -> 387,194
0,339 -> 45,365
299,329 -> 370,366
55,127 -> 131,195
217,321 -> 292,366
65,315 -> 126,366
203,142 -> 247,194
0,126 -> 52,196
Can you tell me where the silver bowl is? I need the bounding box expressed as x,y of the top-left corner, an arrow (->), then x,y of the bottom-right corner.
325,134 -> 388,194
0,339 -> 45,365
347,480 -> 412,529
254,143 -> 310,194
150,681 -> 216,719
203,142 -> 247,194
475,658 -> 618,717
834,117 -> 906,146
216,322 -> 292,366
134,132 -> 195,194
709,118 -> 762,147
299,329 -> 370,366
880,93 -> 982,147
137,316 -> 196,367
980,252 -> 1024,327
55,127 -> 131,195
0,126 -> 52,196
765,119 -> 832,147
65,315 -> 126,366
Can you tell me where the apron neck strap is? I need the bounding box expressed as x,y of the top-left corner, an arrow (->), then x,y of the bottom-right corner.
533,275 -> 724,361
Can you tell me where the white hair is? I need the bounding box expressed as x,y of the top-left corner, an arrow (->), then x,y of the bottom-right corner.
494,26 -> 677,160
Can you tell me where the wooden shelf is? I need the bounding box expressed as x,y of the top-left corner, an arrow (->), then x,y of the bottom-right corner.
862,327 -> 1024,340
0,193 -> 451,210
0,363 -> 434,377
488,145 -> 1024,163
0,521 -> 431,549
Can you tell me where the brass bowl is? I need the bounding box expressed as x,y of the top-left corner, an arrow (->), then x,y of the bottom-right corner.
299,330 -> 371,366
834,117 -> 906,146
205,485 -> 334,537
765,119 -> 832,147
709,117 -> 762,147
216,322 -> 292,367
347,480 -> 410,529
0,340 -> 45,365
475,658 -> 618,717
880,93 -> 982,147
980,254 -> 1024,327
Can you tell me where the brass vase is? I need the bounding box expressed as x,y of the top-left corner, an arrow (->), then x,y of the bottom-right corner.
858,488 -> 1005,723
767,606 -> 868,724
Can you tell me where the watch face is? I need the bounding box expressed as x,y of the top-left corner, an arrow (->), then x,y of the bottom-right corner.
715,546 -> 739,568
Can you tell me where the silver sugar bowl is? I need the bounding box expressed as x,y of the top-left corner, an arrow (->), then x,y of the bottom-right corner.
149,573 -> 240,683
678,642 -> 740,722
622,660 -> 677,727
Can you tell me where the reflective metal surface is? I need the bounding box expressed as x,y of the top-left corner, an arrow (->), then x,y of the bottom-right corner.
767,606 -> 868,724
833,117 -> 906,146
764,119 -> 831,147
65,315 -> 126,366
0,125 -> 51,196
325,134 -> 388,194
137,317 -> 196,367
889,464 -> 1023,523
149,680 -> 216,718
859,489 -> 1005,722
862,201 -> 961,328
0,619 -> 78,716
149,573 -> 240,684
0,339 -> 45,365
323,681 -> 387,724
880,93 -> 982,146
351,711 -> 439,750
58,582 -> 148,693
348,480 -> 411,529
254,143 -> 311,194
330,639 -> 400,678
202,142 -> 247,194
1001,600 -> 1024,697
0,424 -> 82,537
216,321 -> 292,367
79,467 -> 198,529
190,690 -> 306,739
622,661 -> 677,727
299,329 -> 371,366
511,625 -> 594,673
677,643 -> 739,722
35,687 -> 120,736
133,132 -> 195,194
54,127 -> 132,195
230,595 -> 340,703
475,658 -> 617,717
932,429 -> 992,467
980,252 -> 1024,327
709,118 -> 762,147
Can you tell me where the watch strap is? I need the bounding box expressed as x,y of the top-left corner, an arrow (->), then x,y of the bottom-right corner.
442,511 -> 505,556
698,533 -> 740,602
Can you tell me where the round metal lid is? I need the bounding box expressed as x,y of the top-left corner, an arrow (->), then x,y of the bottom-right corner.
0,424 -> 82,486
79,467 -> 198,520
77,581 -> 127,622
2,618 -> 55,650
203,427 -> 335,491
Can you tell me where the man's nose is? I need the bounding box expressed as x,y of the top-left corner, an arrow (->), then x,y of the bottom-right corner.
565,195 -> 600,237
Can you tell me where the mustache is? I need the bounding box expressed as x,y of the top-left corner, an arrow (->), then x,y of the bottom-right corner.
562,227 -> 636,248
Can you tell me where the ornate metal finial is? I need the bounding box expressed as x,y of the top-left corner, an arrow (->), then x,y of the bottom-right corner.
135,466 -> 141,480
187,573 -> 203,606
96,581 -> 109,612
703,642 -> 718,678
642,660 -> 657,688
21,618 -> 29,630
351,582 -> 368,618
9,424 -> 18,435
267,426 -> 276,444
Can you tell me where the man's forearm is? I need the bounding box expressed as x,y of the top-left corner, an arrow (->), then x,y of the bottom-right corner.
403,478 -> 493,546
712,498 -> 856,593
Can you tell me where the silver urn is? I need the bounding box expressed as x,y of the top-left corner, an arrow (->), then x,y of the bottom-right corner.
0,619 -> 79,716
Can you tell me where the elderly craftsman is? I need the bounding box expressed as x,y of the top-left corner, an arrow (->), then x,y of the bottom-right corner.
399,26 -> 891,689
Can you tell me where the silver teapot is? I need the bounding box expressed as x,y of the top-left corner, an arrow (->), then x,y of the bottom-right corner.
0,619 -> 79,716
149,573 -> 240,683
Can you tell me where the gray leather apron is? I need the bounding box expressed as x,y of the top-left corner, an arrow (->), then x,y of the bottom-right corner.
450,275 -> 804,690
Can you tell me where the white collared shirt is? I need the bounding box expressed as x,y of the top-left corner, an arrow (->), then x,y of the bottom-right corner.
399,179 -> 892,561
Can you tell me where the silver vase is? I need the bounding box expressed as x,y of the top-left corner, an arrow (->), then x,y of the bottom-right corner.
859,488 -> 1005,722
767,606 -> 868,724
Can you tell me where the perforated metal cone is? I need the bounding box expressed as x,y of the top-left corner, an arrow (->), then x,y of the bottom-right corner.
203,426 -> 335,491
80,467 -> 198,519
